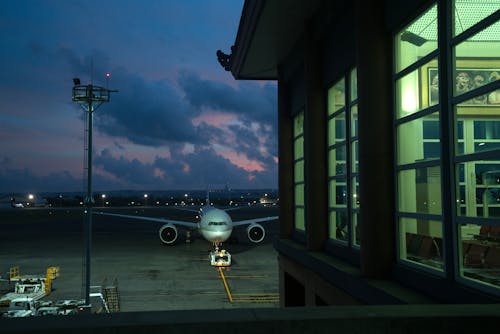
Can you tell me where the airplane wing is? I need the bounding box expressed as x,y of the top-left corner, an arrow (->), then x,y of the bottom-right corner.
232,216 -> 279,227
170,206 -> 200,213
94,212 -> 198,228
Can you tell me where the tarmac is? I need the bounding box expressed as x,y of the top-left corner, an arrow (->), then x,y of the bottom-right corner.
0,206 -> 280,312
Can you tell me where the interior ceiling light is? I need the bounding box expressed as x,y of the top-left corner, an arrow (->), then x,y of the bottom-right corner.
401,31 -> 427,46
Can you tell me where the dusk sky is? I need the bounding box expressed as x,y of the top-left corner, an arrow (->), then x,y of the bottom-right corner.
0,0 -> 278,193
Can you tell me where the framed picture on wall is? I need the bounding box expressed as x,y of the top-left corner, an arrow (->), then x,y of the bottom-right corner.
422,59 -> 500,111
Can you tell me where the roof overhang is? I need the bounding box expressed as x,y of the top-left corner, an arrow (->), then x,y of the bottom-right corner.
230,0 -> 322,80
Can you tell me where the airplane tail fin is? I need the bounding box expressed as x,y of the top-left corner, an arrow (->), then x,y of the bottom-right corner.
206,188 -> 210,206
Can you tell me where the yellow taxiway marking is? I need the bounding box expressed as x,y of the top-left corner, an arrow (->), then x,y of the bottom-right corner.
232,293 -> 279,296
217,267 -> 279,303
218,267 -> 233,303
223,275 -> 267,279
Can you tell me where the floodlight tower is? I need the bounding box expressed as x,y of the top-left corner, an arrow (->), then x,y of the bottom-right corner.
72,76 -> 117,307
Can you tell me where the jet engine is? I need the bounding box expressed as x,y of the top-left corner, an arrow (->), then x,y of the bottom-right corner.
159,224 -> 178,245
246,223 -> 265,243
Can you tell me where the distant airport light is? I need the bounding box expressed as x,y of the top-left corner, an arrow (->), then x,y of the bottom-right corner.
28,194 -> 34,200
101,194 -> 106,198
106,73 -> 110,78
144,194 -> 148,198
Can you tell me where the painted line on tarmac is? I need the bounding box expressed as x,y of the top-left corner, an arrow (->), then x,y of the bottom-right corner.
217,266 -> 233,302
217,267 -> 279,303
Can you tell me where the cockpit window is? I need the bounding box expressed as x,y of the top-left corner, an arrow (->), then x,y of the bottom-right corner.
208,221 -> 227,226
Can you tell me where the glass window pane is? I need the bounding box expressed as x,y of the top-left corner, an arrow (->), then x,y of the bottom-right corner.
400,217 -> 443,271
294,160 -> 304,183
352,176 -> 360,209
350,68 -> 358,102
328,147 -> 346,176
457,161 -> 500,218
328,113 -> 346,146
294,137 -> 304,159
352,213 -> 360,246
329,210 -> 348,242
351,141 -> 359,173
398,166 -> 442,215
294,112 -> 304,137
460,223 -> 500,288
395,4 -> 438,72
397,112 -> 440,165
295,208 -> 305,231
474,120 -> 500,139
423,119 -> 440,139
396,59 -> 439,119
454,1 -> 500,37
351,104 -> 358,138
455,105 -> 500,157
329,178 -> 347,208
295,184 -> 304,206
328,79 -> 346,115
453,23 -> 500,97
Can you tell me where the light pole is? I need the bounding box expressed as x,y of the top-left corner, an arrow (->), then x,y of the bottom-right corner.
144,193 -> 148,207
72,76 -> 117,307
101,194 -> 106,207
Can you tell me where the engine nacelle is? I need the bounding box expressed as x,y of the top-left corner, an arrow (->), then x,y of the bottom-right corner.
159,224 -> 178,245
246,223 -> 265,243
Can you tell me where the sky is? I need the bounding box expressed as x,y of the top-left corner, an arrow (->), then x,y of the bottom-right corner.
0,0 -> 278,193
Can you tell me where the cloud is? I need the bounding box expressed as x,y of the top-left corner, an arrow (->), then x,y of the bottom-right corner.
56,47 -> 203,147
0,166 -> 120,193
178,71 -> 278,167
93,146 -> 277,190
94,69 -> 201,146
179,71 -> 277,127
1,43 -> 278,191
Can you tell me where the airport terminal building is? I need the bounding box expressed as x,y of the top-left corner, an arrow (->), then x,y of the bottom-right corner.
224,0 -> 500,305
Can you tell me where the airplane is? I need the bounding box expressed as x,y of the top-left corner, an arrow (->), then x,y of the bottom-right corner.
94,192 -> 279,251
10,198 -> 24,208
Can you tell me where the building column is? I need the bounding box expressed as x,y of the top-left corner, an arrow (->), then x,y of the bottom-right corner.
303,20 -> 328,251
355,0 -> 395,278
277,68 -> 294,239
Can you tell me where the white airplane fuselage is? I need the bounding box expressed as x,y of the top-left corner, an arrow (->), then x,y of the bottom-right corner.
198,206 -> 233,244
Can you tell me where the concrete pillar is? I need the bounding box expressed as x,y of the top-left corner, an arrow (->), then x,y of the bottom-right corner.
355,0 -> 395,278
303,20 -> 328,251
277,70 -> 294,239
